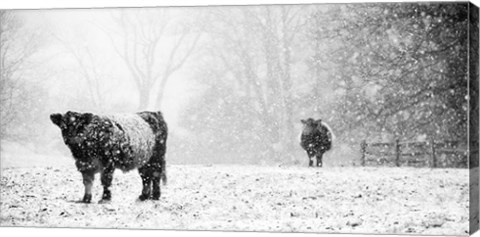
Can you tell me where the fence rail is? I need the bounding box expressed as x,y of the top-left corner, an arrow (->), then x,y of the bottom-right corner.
360,139 -> 468,168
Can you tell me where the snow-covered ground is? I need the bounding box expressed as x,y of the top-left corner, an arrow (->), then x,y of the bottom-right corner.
0,164 -> 469,235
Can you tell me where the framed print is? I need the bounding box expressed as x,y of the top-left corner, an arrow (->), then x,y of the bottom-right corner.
0,1 -> 479,236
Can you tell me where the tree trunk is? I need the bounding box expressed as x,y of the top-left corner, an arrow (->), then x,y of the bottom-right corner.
138,87 -> 151,110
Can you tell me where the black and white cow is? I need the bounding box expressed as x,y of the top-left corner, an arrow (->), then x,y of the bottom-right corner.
50,111 -> 167,203
300,118 -> 333,167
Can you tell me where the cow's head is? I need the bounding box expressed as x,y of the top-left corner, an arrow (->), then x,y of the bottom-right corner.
301,118 -> 319,135
50,111 -> 93,145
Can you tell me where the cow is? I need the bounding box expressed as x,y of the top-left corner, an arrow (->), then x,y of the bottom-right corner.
300,118 -> 333,167
50,111 -> 167,203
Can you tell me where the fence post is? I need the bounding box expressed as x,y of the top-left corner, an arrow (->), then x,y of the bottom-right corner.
430,138 -> 436,168
360,140 -> 367,166
395,139 -> 400,167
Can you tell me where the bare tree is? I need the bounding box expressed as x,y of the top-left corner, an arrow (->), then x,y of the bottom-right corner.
52,32 -> 112,111
102,8 -> 201,110
183,6 -> 307,163
0,10 -> 43,139
223,6 -> 306,160
308,3 -> 469,142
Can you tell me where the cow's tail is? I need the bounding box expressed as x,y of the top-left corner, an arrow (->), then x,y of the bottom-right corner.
160,156 -> 167,185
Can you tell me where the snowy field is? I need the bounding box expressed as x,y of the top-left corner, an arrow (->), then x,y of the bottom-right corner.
0,163 -> 469,235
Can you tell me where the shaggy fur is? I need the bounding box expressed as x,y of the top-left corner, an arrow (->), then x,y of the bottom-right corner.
300,118 -> 332,167
50,111 -> 168,203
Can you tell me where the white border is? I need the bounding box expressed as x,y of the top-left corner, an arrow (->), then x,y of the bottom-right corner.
0,0 -> 476,10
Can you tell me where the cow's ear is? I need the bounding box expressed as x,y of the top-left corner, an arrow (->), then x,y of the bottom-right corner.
50,113 -> 64,128
301,119 -> 306,124
81,113 -> 93,125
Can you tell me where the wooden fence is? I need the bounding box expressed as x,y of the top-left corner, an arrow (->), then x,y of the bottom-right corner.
360,139 -> 468,168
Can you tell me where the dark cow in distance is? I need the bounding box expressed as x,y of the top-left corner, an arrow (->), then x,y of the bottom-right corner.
50,111 -> 167,203
300,118 -> 333,167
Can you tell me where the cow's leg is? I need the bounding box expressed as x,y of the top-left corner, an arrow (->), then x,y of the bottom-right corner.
138,166 -> 152,201
81,170 -> 95,203
307,150 -> 315,167
151,171 -> 162,200
99,164 -> 114,203
150,157 -> 163,200
317,153 -> 323,167
160,154 -> 167,185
